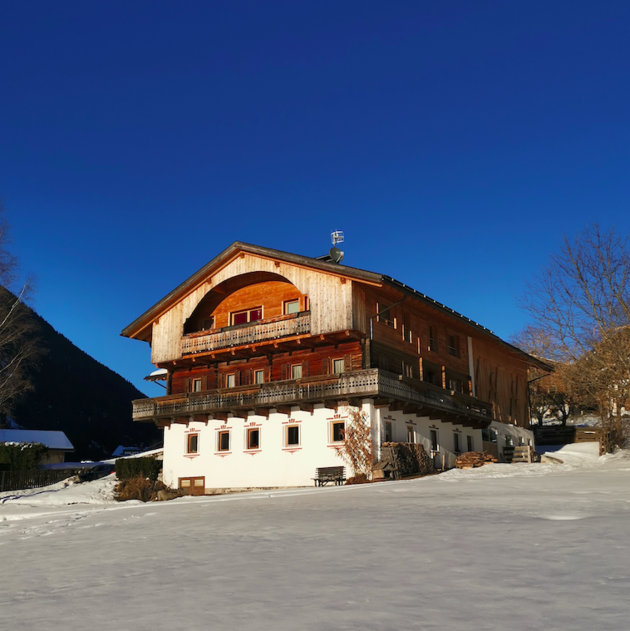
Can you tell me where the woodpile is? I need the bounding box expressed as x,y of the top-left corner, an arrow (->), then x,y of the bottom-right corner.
454,451 -> 497,469
373,443 -> 436,479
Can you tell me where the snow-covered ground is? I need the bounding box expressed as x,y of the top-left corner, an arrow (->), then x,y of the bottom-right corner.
1,453 -> 629,630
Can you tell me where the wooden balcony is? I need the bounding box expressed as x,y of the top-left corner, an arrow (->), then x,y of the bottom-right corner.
182,312 -> 311,355
133,369 -> 493,428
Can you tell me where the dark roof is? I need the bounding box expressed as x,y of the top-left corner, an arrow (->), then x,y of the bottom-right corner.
121,241 -> 551,370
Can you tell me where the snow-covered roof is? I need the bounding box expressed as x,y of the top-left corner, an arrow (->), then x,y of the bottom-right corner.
144,368 -> 168,382
112,445 -> 142,457
0,430 -> 74,451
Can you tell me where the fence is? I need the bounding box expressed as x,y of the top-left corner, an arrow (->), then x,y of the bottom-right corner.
0,469 -> 77,493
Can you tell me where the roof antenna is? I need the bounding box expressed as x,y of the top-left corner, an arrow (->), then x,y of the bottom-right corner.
329,230 -> 344,264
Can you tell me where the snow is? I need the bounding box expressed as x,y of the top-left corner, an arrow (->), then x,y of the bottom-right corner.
0,429 -> 74,450
1,455 -> 629,630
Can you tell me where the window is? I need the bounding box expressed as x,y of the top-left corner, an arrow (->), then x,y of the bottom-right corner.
430,429 -> 439,452
226,374 -> 236,388
333,358 -> 345,374
453,432 -> 461,453
384,421 -> 393,442
505,435 -> 514,447
254,370 -> 265,385
291,364 -> 302,379
406,425 -> 415,444
218,431 -> 230,452
331,421 -> 345,443
286,425 -> 300,446
428,326 -> 437,352
467,435 -> 473,452
284,300 -> 300,315
481,427 -> 498,444
247,428 -> 260,450
231,307 -> 262,326
448,378 -> 463,393
404,363 -> 414,378
447,335 -> 460,358
192,378 -> 202,393
187,434 -> 199,454
377,303 -> 394,327
202,317 -> 214,330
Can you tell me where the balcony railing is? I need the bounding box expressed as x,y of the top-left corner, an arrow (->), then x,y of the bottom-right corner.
182,312 -> 311,355
132,368 -> 493,424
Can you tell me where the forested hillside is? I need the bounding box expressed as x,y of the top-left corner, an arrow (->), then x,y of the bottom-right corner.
7,305 -> 160,460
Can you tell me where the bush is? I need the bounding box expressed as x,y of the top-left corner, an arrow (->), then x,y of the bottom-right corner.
114,476 -> 167,502
115,456 -> 162,481
0,442 -> 49,471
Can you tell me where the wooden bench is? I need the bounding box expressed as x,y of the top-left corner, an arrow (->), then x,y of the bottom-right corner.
313,466 -> 346,487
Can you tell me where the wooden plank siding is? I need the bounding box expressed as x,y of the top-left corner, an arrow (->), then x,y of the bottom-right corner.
150,253 -> 355,364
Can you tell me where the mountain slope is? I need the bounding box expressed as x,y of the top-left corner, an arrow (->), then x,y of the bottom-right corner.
8,305 -> 160,460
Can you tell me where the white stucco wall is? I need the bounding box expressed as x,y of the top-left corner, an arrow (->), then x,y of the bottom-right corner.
162,402 -> 373,490
161,398 -> 505,490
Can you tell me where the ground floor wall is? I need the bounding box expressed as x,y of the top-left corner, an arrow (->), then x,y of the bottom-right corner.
161,399 -> 509,490
483,421 -> 535,462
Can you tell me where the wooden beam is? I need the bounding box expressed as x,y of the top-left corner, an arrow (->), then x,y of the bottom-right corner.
276,405 -> 293,415
253,407 -> 270,418
298,403 -> 314,413
323,401 -> 338,411
373,397 -> 392,408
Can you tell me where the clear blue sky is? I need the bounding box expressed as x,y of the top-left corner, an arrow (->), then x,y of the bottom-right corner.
2,1 -> 629,397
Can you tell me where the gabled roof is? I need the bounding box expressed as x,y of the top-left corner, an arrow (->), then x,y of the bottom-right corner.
0,430 -> 74,451
121,242 -> 382,340
121,241 -> 551,370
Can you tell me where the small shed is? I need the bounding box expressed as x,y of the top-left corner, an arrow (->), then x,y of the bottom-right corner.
0,430 -> 75,464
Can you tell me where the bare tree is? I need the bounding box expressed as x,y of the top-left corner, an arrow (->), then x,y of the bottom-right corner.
0,206 -> 41,420
519,224 -> 630,449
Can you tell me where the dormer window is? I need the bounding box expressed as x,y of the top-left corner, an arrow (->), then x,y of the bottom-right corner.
231,307 -> 262,326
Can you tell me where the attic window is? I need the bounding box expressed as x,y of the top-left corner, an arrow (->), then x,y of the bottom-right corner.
231,307 -> 262,326
284,300 -> 300,315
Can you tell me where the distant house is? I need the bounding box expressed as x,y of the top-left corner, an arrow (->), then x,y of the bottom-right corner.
0,430 -> 74,464
122,242 -> 549,492
112,445 -> 143,458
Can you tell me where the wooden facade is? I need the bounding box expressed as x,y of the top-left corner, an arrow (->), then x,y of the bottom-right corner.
122,242 -> 548,432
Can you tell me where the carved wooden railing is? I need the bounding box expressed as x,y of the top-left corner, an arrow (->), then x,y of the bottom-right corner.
182,312 -> 311,354
132,369 -> 493,423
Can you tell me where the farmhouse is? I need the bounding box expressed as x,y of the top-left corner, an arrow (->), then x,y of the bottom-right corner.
122,242 -> 547,492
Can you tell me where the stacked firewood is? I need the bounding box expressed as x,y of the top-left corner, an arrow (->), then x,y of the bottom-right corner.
454,451 -> 498,469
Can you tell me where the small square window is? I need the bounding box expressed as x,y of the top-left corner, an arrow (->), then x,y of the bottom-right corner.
254,370 -> 265,385
247,428 -> 260,450
284,300 -> 300,315
218,431 -> 230,452
226,374 -> 236,388
331,421 -> 345,443
187,434 -> 199,454
332,359 -> 344,374
192,378 -> 202,393
286,425 -> 300,446
291,364 -> 302,379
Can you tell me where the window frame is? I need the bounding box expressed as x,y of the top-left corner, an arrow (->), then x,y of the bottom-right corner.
285,424 -> 300,447
332,358 -> 345,374
447,334 -> 460,358
384,421 -> 393,443
284,299 -> 300,315
226,373 -> 236,388
406,425 -> 415,444
191,378 -> 202,393
217,430 -> 231,452
254,369 -> 265,385
230,307 -> 263,326
453,432 -> 461,454
430,429 -> 439,452
186,433 -> 199,454
467,435 -> 474,452
246,427 -> 261,451
291,364 -> 303,379
330,421 -> 346,443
